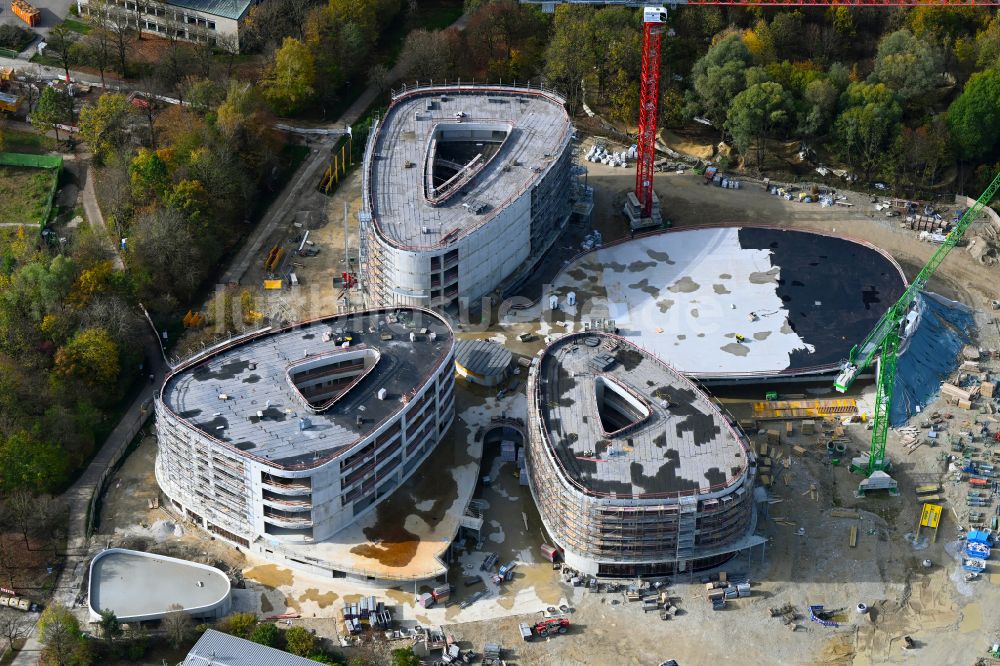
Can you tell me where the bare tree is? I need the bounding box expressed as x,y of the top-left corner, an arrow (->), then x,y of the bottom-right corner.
81,0 -> 115,88
368,64 -> 390,96
217,33 -> 240,80
0,610 -> 30,654
46,25 -> 79,83
162,604 -> 193,648
106,7 -> 135,77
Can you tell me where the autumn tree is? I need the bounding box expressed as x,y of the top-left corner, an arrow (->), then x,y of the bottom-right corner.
78,93 -> 134,165
38,603 -> 91,666
54,327 -> 121,392
262,37 -> 316,116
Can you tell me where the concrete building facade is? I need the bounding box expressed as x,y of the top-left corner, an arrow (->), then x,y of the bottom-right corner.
155,308 -> 455,573
526,332 -> 759,578
76,0 -> 256,50
360,83 -> 574,312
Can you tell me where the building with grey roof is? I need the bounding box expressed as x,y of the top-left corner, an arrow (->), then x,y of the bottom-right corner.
155,308 -> 455,575
526,332 -> 759,577
454,339 -> 512,387
184,629 -> 322,666
360,83 -> 575,312
76,0 -> 257,51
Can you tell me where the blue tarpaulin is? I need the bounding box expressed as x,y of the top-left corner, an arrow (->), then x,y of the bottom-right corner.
891,292 -> 975,427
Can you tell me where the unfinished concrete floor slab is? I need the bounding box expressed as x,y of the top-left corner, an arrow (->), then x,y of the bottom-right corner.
550,226 -> 906,378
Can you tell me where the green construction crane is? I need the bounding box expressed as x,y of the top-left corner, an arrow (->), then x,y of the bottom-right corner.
834,172 -> 1000,487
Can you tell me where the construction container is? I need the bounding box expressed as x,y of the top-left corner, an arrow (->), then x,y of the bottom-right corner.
737,583 -> 751,598
432,585 -> 451,601
417,592 -> 434,609
11,0 -> 40,27
539,543 -> 559,562
519,623 -> 533,641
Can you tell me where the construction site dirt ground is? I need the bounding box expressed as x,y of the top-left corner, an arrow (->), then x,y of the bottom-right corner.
99,151 -> 1000,665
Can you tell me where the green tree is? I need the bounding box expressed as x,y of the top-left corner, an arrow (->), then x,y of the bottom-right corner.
32,87 -> 71,142
166,179 -> 211,229
391,646 -> 421,666
725,82 -> 792,171
249,622 -> 280,647
834,82 -> 902,180
0,430 -> 69,494
78,93 -> 133,165
262,37 -> 316,116
690,34 -> 752,130
128,148 -> 170,201
284,626 -> 316,657
542,6 -> 594,113
947,66 -> 1000,161
870,29 -> 943,102
799,77 -> 839,137
221,612 -> 257,639
38,603 -> 91,666
98,609 -> 122,641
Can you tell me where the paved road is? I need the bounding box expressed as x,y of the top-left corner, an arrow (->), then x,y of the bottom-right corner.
78,161 -> 125,270
0,0 -> 76,40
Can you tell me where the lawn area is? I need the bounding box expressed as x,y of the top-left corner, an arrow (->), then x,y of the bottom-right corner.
60,18 -> 92,35
2,128 -> 56,155
0,166 -> 56,226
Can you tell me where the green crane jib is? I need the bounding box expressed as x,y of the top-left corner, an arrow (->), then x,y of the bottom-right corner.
834,172 -> 1000,479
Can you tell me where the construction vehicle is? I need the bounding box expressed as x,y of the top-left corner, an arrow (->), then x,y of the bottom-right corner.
829,171 -> 1000,496
11,0 -> 40,27
533,618 -> 570,637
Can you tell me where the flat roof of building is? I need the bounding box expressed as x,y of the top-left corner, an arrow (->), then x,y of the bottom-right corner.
161,309 -> 453,468
367,86 -> 572,250
455,339 -> 512,378
550,226 -> 906,378
89,549 -> 230,621
534,333 -> 749,499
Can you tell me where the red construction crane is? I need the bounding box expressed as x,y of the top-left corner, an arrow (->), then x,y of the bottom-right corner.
523,0 -> 1000,221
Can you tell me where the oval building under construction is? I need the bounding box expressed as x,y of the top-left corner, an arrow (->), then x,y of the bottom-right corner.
359,83 -> 574,311
526,332 -> 761,577
155,308 -> 455,577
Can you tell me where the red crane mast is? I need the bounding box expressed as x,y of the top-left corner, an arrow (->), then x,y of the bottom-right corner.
524,0 -> 1000,220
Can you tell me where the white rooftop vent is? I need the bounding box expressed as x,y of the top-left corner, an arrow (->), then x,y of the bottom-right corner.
378,388 -> 388,400
430,332 -> 437,341
422,226 -> 431,233
410,332 -> 417,342
218,394 -> 229,401
256,411 -> 263,419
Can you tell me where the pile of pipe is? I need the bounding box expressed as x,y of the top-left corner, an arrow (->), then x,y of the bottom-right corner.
584,144 -> 637,167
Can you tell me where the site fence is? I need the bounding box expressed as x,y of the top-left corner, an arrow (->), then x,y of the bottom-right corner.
84,401 -> 153,538
0,152 -> 63,229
